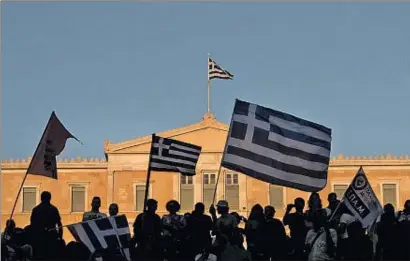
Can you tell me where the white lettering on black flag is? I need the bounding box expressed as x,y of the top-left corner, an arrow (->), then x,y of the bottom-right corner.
149,135 -> 202,176
67,215 -> 131,261
221,99 -> 332,192
342,167 -> 383,228
27,111 -> 79,179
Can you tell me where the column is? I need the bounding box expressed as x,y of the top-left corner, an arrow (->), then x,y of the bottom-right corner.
107,170 -> 114,209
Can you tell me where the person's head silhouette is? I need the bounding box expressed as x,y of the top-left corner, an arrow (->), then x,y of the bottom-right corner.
41,191 -> 52,204
91,197 -> 102,211
194,202 -> 205,215
294,197 -> 305,212
166,200 -> 180,215
216,200 -> 229,215
109,203 -> 118,216
5,219 -> 16,233
146,199 -> 158,213
264,205 -> 275,219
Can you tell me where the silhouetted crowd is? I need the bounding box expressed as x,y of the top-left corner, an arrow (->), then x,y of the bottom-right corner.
2,191 -> 410,261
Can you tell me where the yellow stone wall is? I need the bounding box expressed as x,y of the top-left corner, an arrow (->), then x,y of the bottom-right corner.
2,114 -> 410,242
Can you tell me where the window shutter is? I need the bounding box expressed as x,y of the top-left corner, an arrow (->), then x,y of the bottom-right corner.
333,185 -> 348,199
203,174 -> 216,209
71,186 -> 86,212
180,185 -> 194,211
225,174 -> 239,210
22,187 -> 37,212
225,186 -> 239,210
136,185 -> 146,211
382,184 -> 397,209
269,185 -> 284,209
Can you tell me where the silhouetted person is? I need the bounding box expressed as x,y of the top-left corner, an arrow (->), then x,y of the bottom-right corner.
283,197 -> 307,260
230,212 -> 246,249
82,196 -> 107,221
1,219 -> 33,261
264,205 -> 287,261
30,191 -> 63,260
108,203 -> 119,216
209,200 -> 238,236
342,221 -> 373,261
210,224 -> 252,261
245,204 -> 266,261
396,200 -> 410,260
305,192 -> 327,229
335,204 -> 356,259
305,211 -> 337,261
326,193 -> 340,217
162,200 -> 187,261
397,199 -> 410,222
376,204 -> 400,261
132,198 -> 162,261
187,202 -> 213,257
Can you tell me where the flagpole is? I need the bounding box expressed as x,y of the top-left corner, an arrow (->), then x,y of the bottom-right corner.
6,113 -> 53,227
143,133 -> 155,213
207,53 -> 211,113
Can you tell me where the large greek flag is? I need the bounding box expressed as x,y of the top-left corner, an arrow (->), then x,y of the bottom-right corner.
221,99 -> 332,192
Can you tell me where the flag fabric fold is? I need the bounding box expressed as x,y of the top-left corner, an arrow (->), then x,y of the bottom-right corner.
221,99 -> 332,192
149,135 -> 202,176
208,58 -> 233,80
342,167 -> 383,228
67,215 -> 131,261
27,111 -> 78,179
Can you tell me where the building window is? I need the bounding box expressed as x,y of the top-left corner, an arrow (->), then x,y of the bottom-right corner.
71,185 -> 86,212
382,184 -> 398,209
135,184 -> 146,212
225,173 -> 239,210
203,173 -> 216,209
180,176 -> 194,211
22,187 -> 37,212
333,184 -> 348,200
269,184 -> 284,210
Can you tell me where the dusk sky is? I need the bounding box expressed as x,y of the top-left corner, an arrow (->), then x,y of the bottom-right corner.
2,2 -> 410,159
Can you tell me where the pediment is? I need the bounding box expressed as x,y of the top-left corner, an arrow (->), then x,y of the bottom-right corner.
105,113 -> 229,154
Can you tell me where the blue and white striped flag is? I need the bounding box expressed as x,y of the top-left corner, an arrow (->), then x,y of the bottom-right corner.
221,99 -> 332,192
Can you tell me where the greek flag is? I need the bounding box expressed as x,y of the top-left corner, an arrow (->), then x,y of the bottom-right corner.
221,99 -> 332,192
67,215 -> 131,261
149,135 -> 202,176
208,57 -> 233,80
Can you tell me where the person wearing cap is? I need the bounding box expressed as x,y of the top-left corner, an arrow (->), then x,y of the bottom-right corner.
210,200 -> 238,235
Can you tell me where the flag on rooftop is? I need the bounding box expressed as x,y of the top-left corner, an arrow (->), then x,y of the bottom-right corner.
342,167 -> 383,228
221,99 -> 332,192
208,57 -> 233,80
27,111 -> 80,179
67,215 -> 131,261
149,135 -> 202,176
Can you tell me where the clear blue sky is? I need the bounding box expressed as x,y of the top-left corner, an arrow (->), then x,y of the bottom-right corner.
2,2 -> 410,160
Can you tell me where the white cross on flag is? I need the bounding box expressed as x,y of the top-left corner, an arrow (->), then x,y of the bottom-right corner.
221,99 -> 332,192
67,215 -> 131,261
27,111 -> 80,179
149,134 -> 202,176
342,167 -> 383,228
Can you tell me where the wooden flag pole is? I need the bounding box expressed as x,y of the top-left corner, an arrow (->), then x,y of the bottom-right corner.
7,114 -> 53,225
143,133 -> 155,213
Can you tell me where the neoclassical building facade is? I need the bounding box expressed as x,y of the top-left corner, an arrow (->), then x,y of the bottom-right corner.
1,113 -> 410,241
